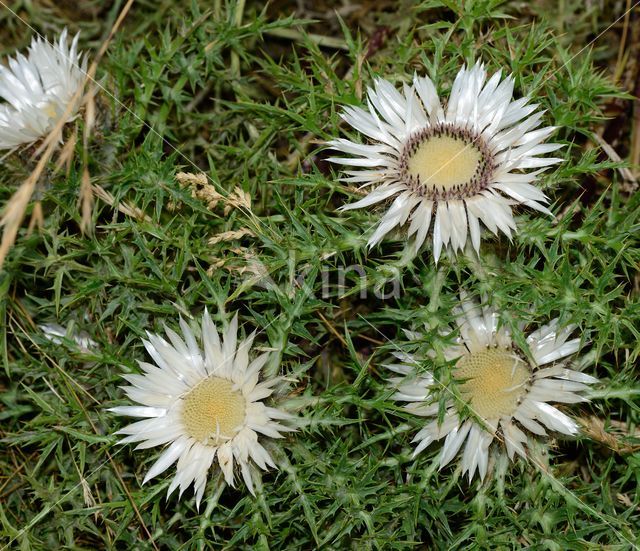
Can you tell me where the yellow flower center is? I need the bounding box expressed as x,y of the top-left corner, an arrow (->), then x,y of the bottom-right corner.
453,348 -> 530,420
42,101 -> 60,120
181,376 -> 246,444
407,135 -> 482,191
400,125 -> 495,201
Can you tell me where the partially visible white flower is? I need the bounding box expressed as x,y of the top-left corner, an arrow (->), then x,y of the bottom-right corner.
0,28 -> 87,151
387,298 -> 596,481
328,62 -> 563,261
40,322 -> 97,353
110,310 -> 296,508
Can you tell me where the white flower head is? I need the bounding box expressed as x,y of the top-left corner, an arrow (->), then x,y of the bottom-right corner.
0,28 -> 87,151
328,62 -> 563,261
387,298 -> 597,481
110,310 -> 296,508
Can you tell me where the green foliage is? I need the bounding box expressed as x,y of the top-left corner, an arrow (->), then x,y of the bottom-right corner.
1,0 -> 639,549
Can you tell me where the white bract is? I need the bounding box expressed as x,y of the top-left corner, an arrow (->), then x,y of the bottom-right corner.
40,322 -> 96,353
329,62 -> 563,261
0,29 -> 86,151
110,311 -> 296,508
387,299 -> 596,480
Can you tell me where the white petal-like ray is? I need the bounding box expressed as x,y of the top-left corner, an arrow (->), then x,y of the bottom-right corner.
502,419 -> 527,460
247,381 -> 277,402
534,366 -> 598,384
440,420 -> 472,467
531,401 -> 579,435
143,436 -> 191,484
202,308 -> 223,374
241,352 -> 271,393
338,184 -> 406,211
217,442 -> 235,486
461,424 -> 492,481
231,332 -> 255,381
108,405 -> 166,418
